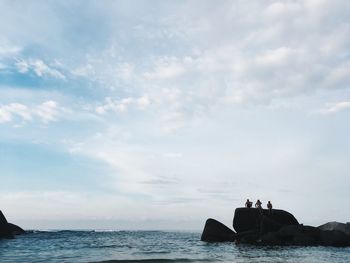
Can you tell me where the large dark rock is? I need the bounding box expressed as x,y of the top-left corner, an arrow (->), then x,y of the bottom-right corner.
201,218 -> 236,242
259,215 -> 283,235
320,230 -> 350,247
233,207 -> 299,233
202,207 -> 350,247
259,224 -> 350,247
0,210 -> 25,239
260,225 -> 315,246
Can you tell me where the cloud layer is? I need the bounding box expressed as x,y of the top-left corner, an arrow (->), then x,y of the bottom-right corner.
1,0 -> 350,229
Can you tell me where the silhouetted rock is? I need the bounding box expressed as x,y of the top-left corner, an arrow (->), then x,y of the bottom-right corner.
320,230 -> 350,247
202,207 -> 350,247
233,207 -> 299,233
259,215 -> 284,235
259,225 -> 312,246
201,218 -> 236,242
318,221 -> 350,236
0,210 -> 8,224
0,210 -> 25,239
259,224 -> 350,247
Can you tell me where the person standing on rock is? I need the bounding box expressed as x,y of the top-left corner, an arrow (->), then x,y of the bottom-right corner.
245,199 -> 252,208
255,199 -> 262,209
267,201 -> 273,214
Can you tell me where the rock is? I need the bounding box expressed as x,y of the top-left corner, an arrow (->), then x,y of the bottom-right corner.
7,223 -> 26,235
201,218 -> 236,242
235,229 -> 259,244
0,210 -> 8,224
0,210 -> 25,239
320,230 -> 350,247
293,232 -> 320,246
233,207 -> 299,233
259,215 -> 283,235
318,221 -> 350,236
259,231 -> 281,245
203,207 -> 350,247
259,225 -> 320,246
260,224 -> 350,247
239,232 -> 259,245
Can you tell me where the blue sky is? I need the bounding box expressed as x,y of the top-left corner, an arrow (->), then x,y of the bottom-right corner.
1,0 -> 350,230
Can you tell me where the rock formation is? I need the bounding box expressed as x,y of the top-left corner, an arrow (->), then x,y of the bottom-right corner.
201,218 -> 236,242
0,210 -> 25,239
201,207 -> 350,247
259,224 -> 350,247
233,207 -> 298,233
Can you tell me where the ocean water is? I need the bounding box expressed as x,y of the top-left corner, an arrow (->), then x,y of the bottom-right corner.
0,230 -> 349,263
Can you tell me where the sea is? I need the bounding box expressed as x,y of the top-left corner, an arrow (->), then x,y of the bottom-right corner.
0,230 -> 349,263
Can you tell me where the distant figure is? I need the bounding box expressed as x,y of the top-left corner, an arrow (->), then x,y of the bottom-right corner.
267,201 -> 273,214
255,199 -> 262,209
245,199 -> 252,208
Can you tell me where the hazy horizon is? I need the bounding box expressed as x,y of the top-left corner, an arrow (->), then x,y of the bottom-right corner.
1,0 -> 350,230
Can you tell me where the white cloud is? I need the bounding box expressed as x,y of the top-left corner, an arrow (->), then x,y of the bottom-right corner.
0,108 -> 12,123
71,63 -> 95,78
95,95 -> 150,114
264,1 -> 301,19
143,56 -> 188,80
0,103 -> 31,123
255,47 -> 295,66
318,101 -> 350,114
0,100 -> 65,124
151,0 -> 350,107
15,60 -> 29,73
0,40 -> 21,57
15,59 -> 66,80
34,100 -> 60,123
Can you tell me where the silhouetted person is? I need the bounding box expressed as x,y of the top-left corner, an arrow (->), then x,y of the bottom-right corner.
267,201 -> 273,214
255,199 -> 262,209
245,199 -> 252,208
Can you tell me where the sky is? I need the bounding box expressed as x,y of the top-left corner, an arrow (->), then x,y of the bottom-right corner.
0,0 -> 350,230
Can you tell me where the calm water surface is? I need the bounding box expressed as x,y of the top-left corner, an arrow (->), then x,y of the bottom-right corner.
0,230 -> 349,262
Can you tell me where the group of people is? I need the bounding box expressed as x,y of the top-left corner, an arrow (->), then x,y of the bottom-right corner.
245,199 -> 273,212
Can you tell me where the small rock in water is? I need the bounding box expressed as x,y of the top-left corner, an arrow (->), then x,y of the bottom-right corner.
201,218 -> 236,242
0,210 -> 26,239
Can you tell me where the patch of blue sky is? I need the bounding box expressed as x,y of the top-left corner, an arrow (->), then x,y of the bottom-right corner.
0,64 -> 107,103
55,6 -> 111,51
0,140 -> 113,192
0,70 -> 43,88
0,114 -> 102,147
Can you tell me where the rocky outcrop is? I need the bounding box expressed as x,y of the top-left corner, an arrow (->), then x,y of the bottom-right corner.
201,207 -> 350,247
259,224 -> 350,247
0,210 -> 25,239
201,218 -> 236,242
233,209 -> 350,247
233,208 -> 299,233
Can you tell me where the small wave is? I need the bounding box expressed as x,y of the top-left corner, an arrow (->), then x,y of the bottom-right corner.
93,230 -> 120,232
29,229 -> 97,233
91,259 -> 214,263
